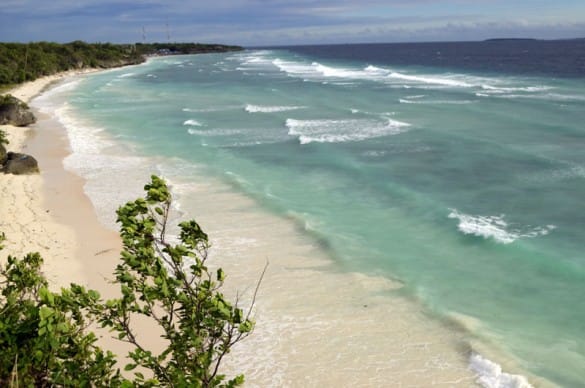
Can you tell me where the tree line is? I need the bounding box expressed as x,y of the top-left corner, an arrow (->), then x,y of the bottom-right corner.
0,41 -> 242,87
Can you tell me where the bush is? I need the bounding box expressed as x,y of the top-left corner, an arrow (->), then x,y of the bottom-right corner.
0,129 -> 8,145
0,246 -> 121,386
0,176 -> 259,387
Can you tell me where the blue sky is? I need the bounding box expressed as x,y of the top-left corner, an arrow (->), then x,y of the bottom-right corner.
1,0 -> 584,46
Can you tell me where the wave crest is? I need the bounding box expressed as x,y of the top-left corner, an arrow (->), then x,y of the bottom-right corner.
183,119 -> 202,126
286,117 -> 410,145
448,209 -> 555,244
245,104 -> 305,113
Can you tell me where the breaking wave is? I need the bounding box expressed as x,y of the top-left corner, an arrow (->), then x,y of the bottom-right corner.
470,353 -> 533,388
183,119 -> 202,126
286,117 -> 410,145
448,209 -> 555,244
245,104 -> 305,113
399,98 -> 476,105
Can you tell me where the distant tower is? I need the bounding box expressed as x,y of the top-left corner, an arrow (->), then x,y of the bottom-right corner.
142,26 -> 146,43
166,19 -> 171,42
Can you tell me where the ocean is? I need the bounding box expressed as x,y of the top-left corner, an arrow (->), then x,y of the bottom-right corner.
33,40 -> 585,387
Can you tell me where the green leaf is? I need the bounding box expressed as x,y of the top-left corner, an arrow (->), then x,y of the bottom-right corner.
217,268 -> 226,282
39,287 -> 55,305
124,363 -> 137,371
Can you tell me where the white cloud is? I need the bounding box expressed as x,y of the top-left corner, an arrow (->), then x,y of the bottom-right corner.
0,0 -> 583,44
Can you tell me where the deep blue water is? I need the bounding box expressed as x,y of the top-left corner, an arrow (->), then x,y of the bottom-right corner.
273,39 -> 585,77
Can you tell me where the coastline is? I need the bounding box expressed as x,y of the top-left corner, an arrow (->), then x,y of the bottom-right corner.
2,70 -> 121,289
0,71 -> 106,288
0,71 -> 125,354
40,64 -> 480,385
1,65 -> 543,386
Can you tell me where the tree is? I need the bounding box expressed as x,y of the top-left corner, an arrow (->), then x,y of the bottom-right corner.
0,176 -> 259,387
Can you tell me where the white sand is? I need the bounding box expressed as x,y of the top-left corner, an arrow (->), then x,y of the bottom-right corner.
1,74 -> 85,288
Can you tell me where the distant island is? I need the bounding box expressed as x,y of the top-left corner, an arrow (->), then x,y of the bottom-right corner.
0,41 -> 243,88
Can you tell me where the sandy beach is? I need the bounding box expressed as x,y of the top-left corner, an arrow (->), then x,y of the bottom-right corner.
1,71 -> 120,291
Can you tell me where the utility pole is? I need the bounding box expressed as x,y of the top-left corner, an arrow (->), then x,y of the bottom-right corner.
142,26 -> 146,43
166,19 -> 171,42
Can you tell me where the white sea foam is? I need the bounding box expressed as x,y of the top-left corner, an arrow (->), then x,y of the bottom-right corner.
286,117 -> 410,145
363,150 -> 388,157
448,209 -> 555,244
245,104 -> 305,113
233,51 -> 275,69
388,72 -> 474,87
475,84 -> 559,100
270,55 -> 557,97
272,59 -> 320,78
469,353 -> 533,388
478,92 -> 585,102
273,58 -> 486,89
183,119 -> 202,126
117,72 -> 135,78
182,106 -> 241,113
480,85 -> 552,93
50,104 -> 155,229
364,65 -> 389,75
187,128 -> 242,136
272,59 -> 386,83
399,98 -> 476,105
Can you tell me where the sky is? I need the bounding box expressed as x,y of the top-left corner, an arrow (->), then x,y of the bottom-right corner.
1,0 -> 584,46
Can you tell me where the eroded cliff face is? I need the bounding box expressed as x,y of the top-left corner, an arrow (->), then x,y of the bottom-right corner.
0,95 -> 36,127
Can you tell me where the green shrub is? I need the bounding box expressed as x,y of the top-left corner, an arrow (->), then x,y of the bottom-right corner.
0,129 -> 8,145
0,176 -> 259,387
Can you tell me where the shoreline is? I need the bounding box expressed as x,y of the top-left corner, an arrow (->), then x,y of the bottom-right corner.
2,70 -> 121,289
0,71 -> 127,357
1,72 -> 101,288
1,67 -> 542,386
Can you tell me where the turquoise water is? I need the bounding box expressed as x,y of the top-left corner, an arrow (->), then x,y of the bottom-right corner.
59,49 -> 584,386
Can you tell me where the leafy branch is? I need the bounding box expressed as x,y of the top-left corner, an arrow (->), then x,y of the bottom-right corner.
0,175 -> 261,387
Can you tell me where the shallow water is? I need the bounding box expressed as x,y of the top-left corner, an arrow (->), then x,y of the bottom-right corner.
32,41 -> 585,387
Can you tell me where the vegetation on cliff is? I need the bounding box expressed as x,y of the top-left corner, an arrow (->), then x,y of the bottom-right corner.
0,176 -> 259,386
0,41 -> 243,87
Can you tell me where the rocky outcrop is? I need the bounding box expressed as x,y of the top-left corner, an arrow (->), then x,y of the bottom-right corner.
2,152 -> 39,175
0,95 -> 36,127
